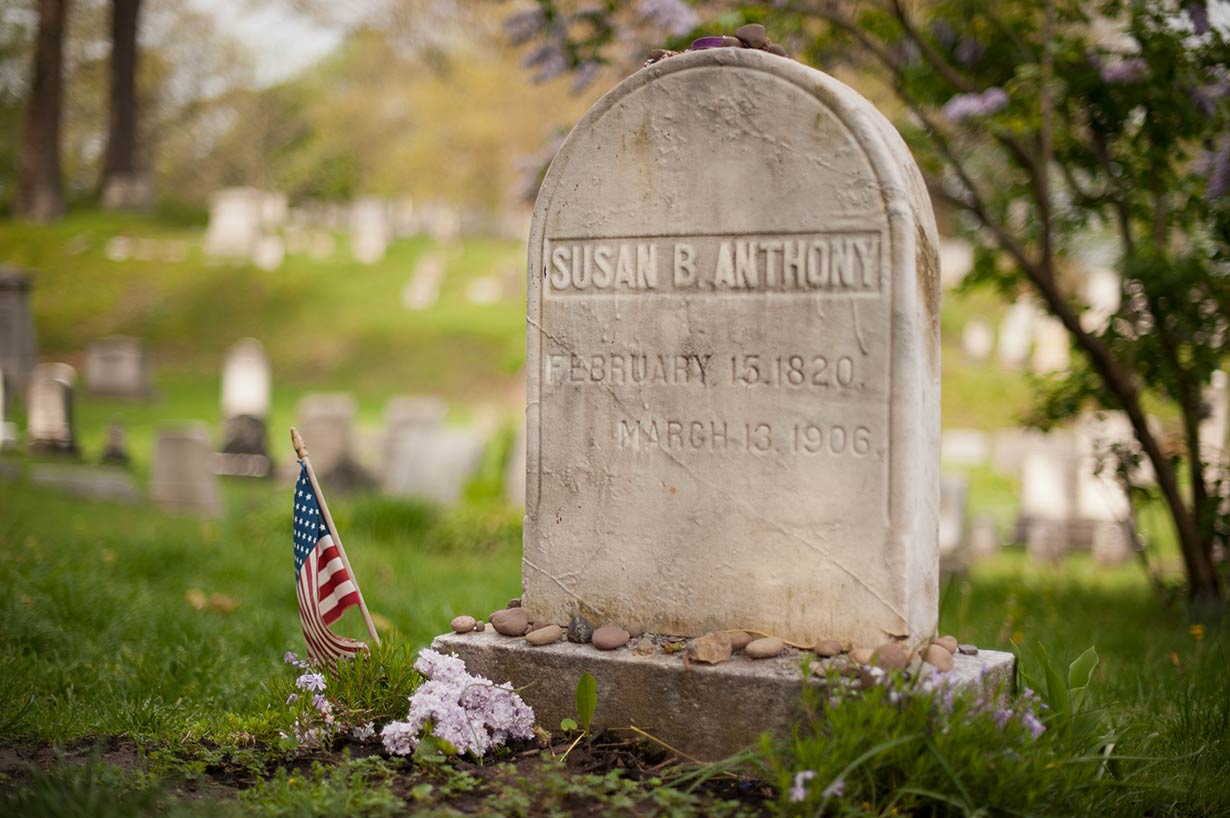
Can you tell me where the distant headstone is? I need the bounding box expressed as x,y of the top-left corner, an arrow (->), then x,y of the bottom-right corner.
218,338 -> 272,477
350,197 -> 391,264
297,393 -> 370,488
99,420 -> 130,467
521,48 -> 941,648
151,423 -> 221,516
939,476 -> 968,558
84,336 -> 150,399
1020,433 -> 1074,562
418,201 -> 461,244
942,428 -> 989,466
939,238 -> 973,289
101,172 -> 154,211
105,236 -> 134,261
27,363 -> 78,456
997,298 -> 1036,369
1080,266 -> 1120,333
1076,415 -> 1134,565
383,425 -> 487,505
0,267 -> 39,397
252,236 -> 285,271
31,463 -> 140,502
466,276 -> 503,305
402,254 -> 445,310
260,192 -> 289,230
961,320 -> 994,362
0,370 -> 15,450
1200,370 -> 1229,463
1031,317 -> 1070,374
205,188 -> 263,257
969,515 -> 1000,558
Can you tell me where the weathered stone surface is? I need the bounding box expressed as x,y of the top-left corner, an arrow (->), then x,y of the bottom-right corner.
84,336 -> 150,399
450,615 -> 477,634
687,631 -> 733,664
490,608 -> 529,636
151,423 -> 221,516
526,624 -> 563,646
592,626 -> 631,651
0,268 -> 38,398
433,630 -> 1014,761
27,364 -> 78,456
814,639 -> 844,658
746,637 -> 784,659
522,48 -> 940,649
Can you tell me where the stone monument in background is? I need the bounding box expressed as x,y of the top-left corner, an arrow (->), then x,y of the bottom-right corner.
84,336 -> 151,399
217,338 -> 272,477
27,363 -> 78,457
0,267 -> 38,398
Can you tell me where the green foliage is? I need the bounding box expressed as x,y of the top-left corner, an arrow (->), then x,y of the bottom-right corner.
574,672 -> 597,732
238,755 -> 403,818
1,752 -> 162,818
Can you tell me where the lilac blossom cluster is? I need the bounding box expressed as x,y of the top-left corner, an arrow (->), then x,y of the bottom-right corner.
380,649 -> 535,758
1099,57 -> 1149,84
941,88 -> 1009,123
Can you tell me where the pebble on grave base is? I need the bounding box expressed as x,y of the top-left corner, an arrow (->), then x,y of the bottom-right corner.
923,643 -> 955,672
814,639 -> 845,658
728,631 -> 754,652
687,631 -> 733,664
450,615 -> 477,634
592,625 -> 631,651
849,647 -> 874,665
526,624 -> 563,646
745,636 -> 784,659
932,635 -> 958,654
490,607 -> 529,636
872,641 -> 912,671
567,615 -> 594,644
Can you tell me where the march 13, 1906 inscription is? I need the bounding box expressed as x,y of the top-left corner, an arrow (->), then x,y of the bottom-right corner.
522,48 -> 940,648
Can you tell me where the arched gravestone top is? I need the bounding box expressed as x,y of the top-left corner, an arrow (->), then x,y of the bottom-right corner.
524,48 -> 941,648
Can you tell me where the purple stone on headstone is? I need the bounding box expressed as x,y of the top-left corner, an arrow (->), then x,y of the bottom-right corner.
689,36 -> 726,50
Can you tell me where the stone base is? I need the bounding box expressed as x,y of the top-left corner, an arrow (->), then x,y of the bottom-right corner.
433,631 -> 1015,761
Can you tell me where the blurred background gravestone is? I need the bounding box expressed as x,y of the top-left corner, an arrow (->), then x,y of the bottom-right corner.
0,267 -> 38,398
84,336 -> 150,399
218,338 -> 272,477
296,393 -> 371,489
151,423 -> 221,516
27,363 -> 78,457
350,197 -> 390,264
205,187 -> 263,258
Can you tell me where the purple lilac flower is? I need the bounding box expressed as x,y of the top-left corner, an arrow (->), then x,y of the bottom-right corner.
954,36 -> 984,67
295,672 -> 326,693
1208,135 -> 1230,200
283,651 -> 298,664
1100,57 -> 1149,84
638,0 -> 700,37
352,722 -> 375,741
822,778 -> 846,799
1189,1 -> 1211,35
941,88 -> 1009,123
1021,710 -> 1046,738
789,770 -> 817,803
285,693 -> 297,705
312,694 -> 333,714
523,42 -> 569,84
503,8 -> 546,46
993,708 -> 1014,729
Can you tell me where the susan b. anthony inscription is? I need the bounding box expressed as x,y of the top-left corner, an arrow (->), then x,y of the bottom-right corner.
523,48 -> 940,648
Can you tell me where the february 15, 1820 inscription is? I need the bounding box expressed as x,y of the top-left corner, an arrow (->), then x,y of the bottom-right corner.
522,47 -> 941,649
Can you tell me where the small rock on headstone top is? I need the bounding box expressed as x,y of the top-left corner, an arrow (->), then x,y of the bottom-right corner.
687,631 -> 732,664
745,636 -> 784,659
507,597 -> 522,608
871,642 -> 911,671
922,643 -> 954,672
957,644 -> 979,656
814,639 -> 844,658
490,608 -> 529,636
526,624 -> 563,646
592,625 -> 630,651
451,615 -> 477,634
728,631 -> 754,652
567,615 -> 594,644
932,635 -> 958,654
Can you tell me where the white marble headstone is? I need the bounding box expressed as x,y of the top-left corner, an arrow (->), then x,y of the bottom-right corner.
84,336 -> 149,398
221,338 -> 271,420
522,49 -> 941,647
205,188 -> 263,258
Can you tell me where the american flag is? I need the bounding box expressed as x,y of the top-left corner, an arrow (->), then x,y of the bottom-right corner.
293,462 -> 365,665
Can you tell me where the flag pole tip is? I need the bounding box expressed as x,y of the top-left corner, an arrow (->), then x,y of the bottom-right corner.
291,427 -> 307,459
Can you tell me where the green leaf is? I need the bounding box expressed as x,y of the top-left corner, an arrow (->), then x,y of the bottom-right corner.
560,717 -> 578,732
575,672 -> 597,732
1068,646 -> 1099,693
1040,645 -> 1072,726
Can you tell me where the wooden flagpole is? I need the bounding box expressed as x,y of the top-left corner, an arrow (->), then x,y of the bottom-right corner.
291,426 -> 381,646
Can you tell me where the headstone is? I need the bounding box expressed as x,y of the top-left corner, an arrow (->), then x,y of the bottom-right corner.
522,48 -> 941,648
1200,370 -> 1229,464
391,195 -> 417,238
1080,266 -> 1120,333
1019,433 -> 1074,562
31,463 -> 140,502
260,192 -> 289,230
350,197 -> 391,264
418,201 -> 461,244
252,235 -> 285,271
991,427 -> 1030,474
466,276 -> 503,305
939,476 -> 968,558
99,420 -> 130,467
1076,415 -> 1133,564
0,370 -> 15,450
151,423 -> 221,516
205,188 -> 263,257
941,428 -> 989,466
383,425 -> 487,505
297,393 -> 370,488
101,172 -> 154,211
27,363 -> 78,456
997,298 -> 1036,369
440,49 -> 1013,763
939,238 -> 973,289
402,254 -> 445,310
84,336 -> 150,399
218,338 -> 272,477
105,236 -> 134,261
961,320 -> 994,362
0,267 -> 38,397
1031,317 -> 1070,374
969,515 -> 1000,558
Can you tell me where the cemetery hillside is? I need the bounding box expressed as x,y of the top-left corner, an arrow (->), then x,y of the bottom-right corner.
2,2 -> 1230,817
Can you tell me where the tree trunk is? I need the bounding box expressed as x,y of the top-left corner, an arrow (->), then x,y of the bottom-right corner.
101,0 -> 143,206
15,0 -> 69,222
